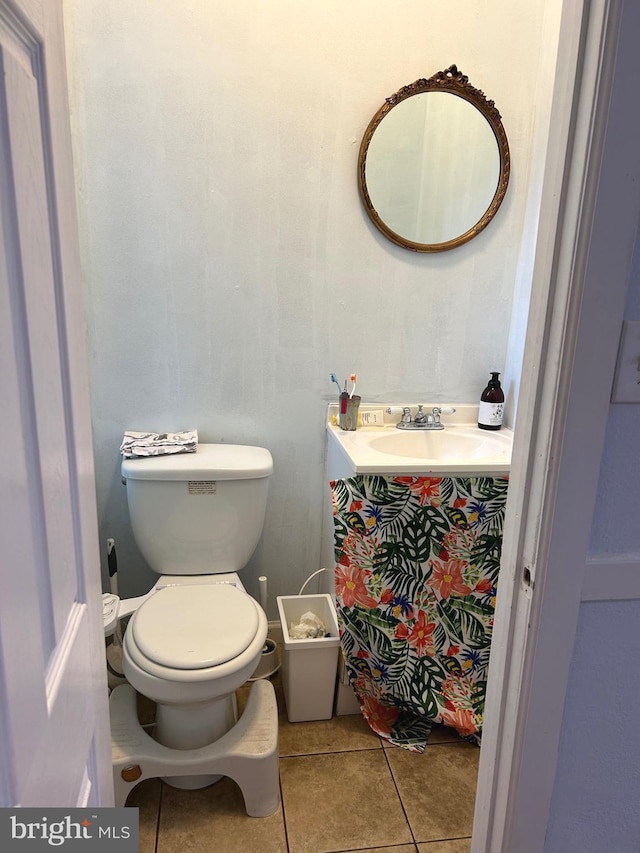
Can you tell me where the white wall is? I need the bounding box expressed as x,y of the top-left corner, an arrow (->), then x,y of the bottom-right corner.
63,1 -> 555,608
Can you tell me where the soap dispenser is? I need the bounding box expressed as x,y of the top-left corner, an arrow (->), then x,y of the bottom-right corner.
478,372 -> 504,431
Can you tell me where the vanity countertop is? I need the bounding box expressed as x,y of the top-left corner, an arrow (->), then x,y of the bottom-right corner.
326,404 -> 513,476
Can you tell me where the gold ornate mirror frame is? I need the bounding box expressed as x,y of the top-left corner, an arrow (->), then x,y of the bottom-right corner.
358,65 -> 511,253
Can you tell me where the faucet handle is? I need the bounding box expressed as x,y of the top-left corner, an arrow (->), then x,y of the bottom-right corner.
431,406 -> 456,423
386,406 -> 412,423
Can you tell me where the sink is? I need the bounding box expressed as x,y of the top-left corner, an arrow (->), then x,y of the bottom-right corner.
326,407 -> 513,475
367,428 -> 511,461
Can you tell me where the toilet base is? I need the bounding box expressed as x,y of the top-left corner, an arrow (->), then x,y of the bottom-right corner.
110,679 -> 280,816
155,693 -> 239,789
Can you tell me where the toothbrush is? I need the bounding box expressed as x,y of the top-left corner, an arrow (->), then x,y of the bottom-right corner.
330,373 -> 342,396
349,373 -> 357,398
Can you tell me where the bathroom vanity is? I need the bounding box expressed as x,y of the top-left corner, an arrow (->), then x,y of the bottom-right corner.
321,405 -> 513,733
321,403 -> 513,575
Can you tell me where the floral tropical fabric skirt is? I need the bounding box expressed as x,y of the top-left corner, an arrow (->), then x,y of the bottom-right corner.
331,474 -> 509,752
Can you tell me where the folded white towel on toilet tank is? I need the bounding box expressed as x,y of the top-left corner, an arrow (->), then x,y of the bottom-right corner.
120,429 -> 198,458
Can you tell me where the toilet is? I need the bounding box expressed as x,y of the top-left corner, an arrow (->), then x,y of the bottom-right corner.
108,443 -> 280,815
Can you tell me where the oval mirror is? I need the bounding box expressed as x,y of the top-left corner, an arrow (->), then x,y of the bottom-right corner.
358,65 -> 510,252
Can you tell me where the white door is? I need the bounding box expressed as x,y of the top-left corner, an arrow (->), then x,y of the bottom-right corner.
0,0 -> 112,806
473,1 -> 640,850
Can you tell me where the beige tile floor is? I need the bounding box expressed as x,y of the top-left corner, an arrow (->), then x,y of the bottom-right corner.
127,674 -> 478,853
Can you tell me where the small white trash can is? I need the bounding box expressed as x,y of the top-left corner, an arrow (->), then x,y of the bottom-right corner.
276,593 -> 340,722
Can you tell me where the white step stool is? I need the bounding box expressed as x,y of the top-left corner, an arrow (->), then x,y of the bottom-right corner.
110,678 -> 280,816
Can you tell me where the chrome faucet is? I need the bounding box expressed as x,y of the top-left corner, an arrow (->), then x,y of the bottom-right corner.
413,404 -> 428,425
386,405 -> 456,430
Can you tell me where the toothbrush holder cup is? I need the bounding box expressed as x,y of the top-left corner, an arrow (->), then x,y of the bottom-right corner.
340,395 -> 361,431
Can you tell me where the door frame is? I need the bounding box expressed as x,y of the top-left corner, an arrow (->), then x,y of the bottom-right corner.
474,0 -> 640,849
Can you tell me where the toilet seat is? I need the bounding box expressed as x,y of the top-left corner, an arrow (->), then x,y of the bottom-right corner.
125,584 -> 262,682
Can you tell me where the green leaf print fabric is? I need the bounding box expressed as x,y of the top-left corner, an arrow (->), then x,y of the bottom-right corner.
331,474 -> 509,752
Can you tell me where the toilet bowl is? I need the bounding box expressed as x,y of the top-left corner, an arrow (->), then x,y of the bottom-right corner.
112,443 -> 278,803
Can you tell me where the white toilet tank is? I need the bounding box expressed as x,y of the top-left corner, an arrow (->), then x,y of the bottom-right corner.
121,443 -> 273,575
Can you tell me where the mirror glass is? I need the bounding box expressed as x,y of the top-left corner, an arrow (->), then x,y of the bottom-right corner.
358,66 -> 510,253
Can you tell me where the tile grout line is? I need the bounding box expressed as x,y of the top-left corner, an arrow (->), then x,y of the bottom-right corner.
279,744 -> 384,760
322,843 -> 419,853
154,781 -> 165,853
278,770 -> 292,853
380,744 -> 418,849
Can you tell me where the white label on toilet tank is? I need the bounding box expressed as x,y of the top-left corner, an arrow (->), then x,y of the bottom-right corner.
188,480 -> 217,495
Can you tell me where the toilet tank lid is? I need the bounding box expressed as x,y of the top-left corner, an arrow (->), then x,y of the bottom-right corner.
121,443 -> 273,481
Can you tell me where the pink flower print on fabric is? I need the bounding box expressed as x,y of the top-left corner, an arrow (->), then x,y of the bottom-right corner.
406,476 -> 443,507
441,706 -> 478,738
406,610 -> 436,656
429,559 -> 472,599
360,694 -> 400,737
335,563 -> 377,609
441,673 -> 479,737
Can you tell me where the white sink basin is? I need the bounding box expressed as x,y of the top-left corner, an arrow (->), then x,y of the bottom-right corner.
368,428 -> 511,461
327,420 -> 513,475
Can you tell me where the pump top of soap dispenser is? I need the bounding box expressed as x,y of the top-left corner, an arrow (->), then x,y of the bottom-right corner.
481,372 -> 504,400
